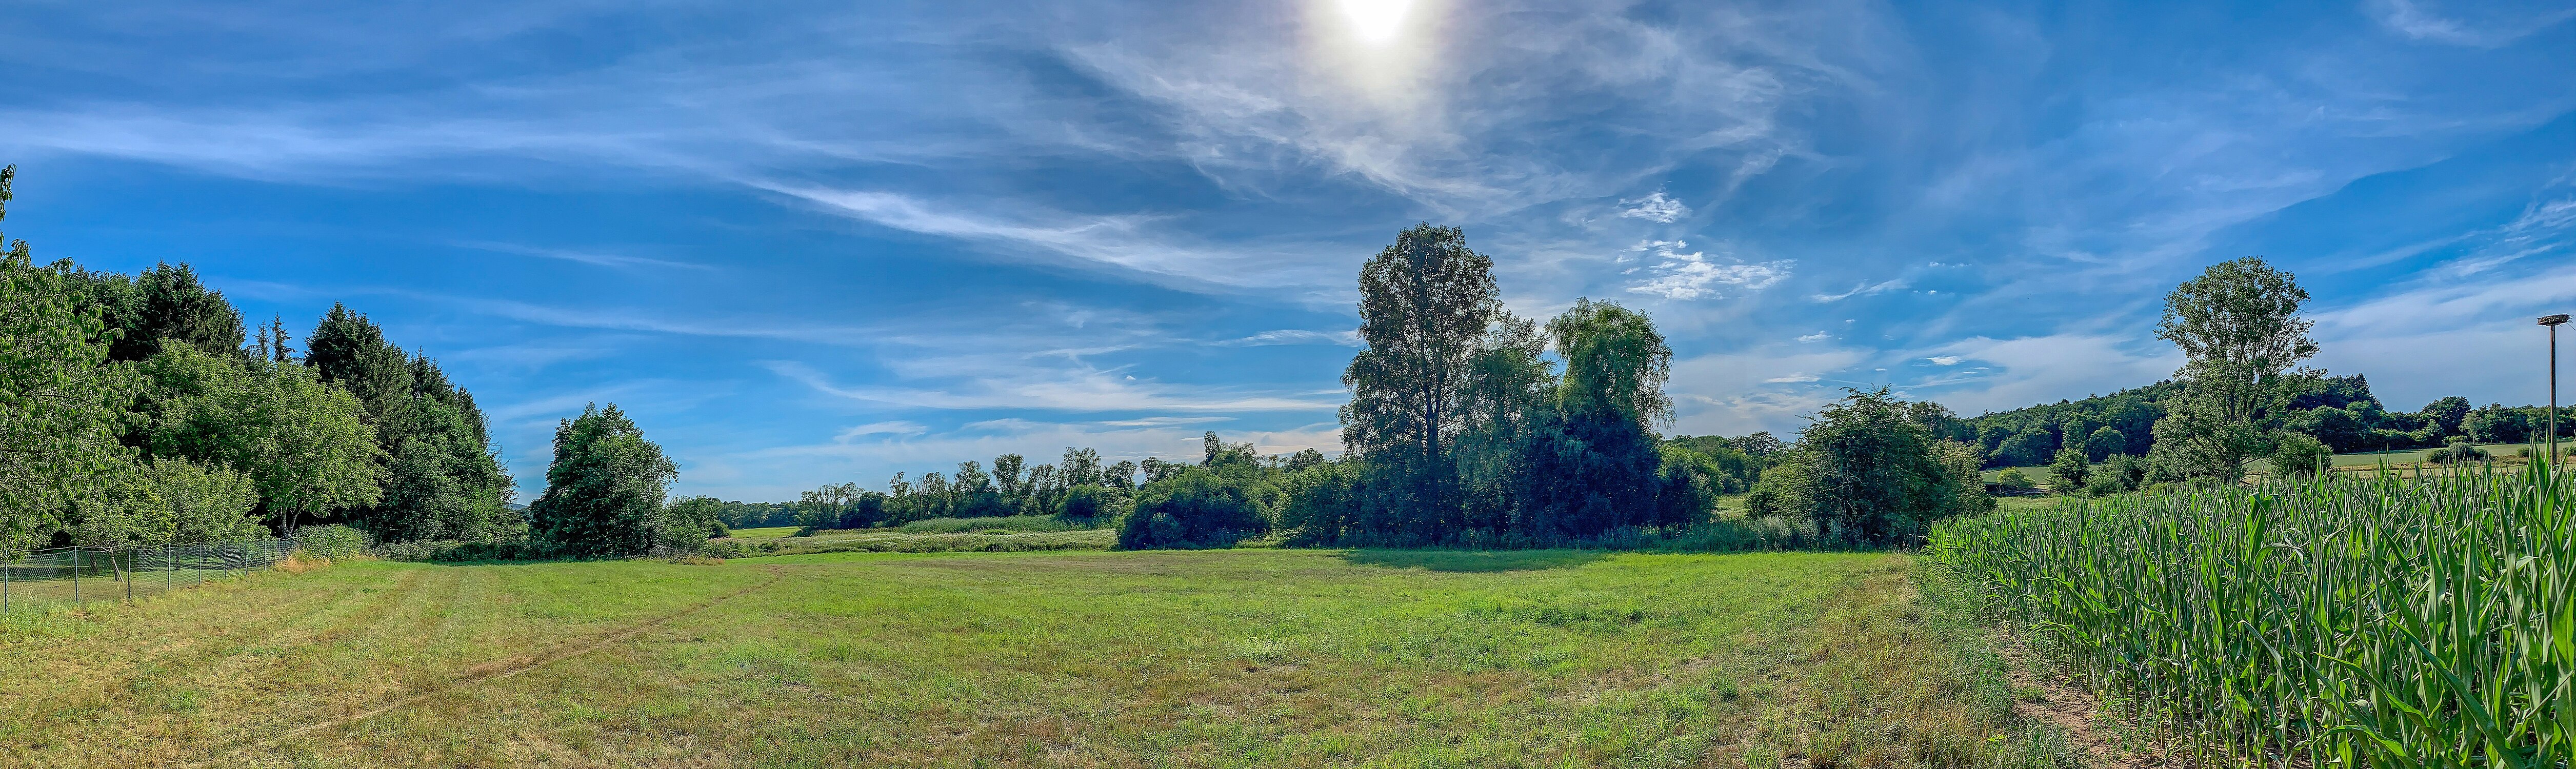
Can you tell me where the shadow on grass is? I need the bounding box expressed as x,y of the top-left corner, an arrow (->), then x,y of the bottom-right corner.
1339,549 -> 1611,573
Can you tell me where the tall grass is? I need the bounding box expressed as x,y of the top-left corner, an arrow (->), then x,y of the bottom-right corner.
1926,462 -> 2573,766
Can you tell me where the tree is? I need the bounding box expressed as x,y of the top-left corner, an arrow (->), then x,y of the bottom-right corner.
2148,257 -> 2320,480
665,496 -> 730,542
992,453 -> 1026,503
1732,432 -> 1786,463
529,403 -> 679,557
2083,427 -> 2127,462
1782,388 -> 1978,544
0,165 -> 147,549
1505,299 -> 1674,539
1995,428 -> 2055,468
2421,397 -> 2472,437
2268,433 -> 2330,479
145,457 -> 266,544
1342,224 -> 1502,533
2048,448 -> 2090,495
133,346 -> 384,533
1055,484 -> 1112,524
124,264 -> 246,362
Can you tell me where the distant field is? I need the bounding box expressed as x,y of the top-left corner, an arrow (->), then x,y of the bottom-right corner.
725,526 -> 799,539
0,549 -> 2073,767
1977,441 -> 2552,489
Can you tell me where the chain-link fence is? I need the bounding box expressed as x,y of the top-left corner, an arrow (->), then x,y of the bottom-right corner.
1,538 -> 296,612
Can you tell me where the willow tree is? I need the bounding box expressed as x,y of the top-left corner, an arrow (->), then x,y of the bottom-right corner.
1510,299 -> 1679,537
1341,224 -> 1501,539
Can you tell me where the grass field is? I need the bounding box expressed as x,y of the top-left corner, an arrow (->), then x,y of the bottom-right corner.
0,549 -> 2079,767
726,527 -> 800,539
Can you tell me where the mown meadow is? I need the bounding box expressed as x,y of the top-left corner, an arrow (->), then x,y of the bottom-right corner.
0,549 -> 2083,768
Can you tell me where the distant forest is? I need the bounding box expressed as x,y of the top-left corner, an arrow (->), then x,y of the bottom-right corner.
1952,376 -> 2546,468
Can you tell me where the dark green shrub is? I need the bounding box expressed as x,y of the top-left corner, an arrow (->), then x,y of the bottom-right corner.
2267,433 -> 2330,478
1119,464 -> 1270,549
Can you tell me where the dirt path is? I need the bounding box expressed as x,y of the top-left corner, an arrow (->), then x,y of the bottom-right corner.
1991,633 -> 2171,768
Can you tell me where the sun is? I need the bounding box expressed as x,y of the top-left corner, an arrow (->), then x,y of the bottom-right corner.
1337,0 -> 1412,44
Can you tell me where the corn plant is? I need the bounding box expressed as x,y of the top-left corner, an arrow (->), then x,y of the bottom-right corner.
1926,461 -> 2573,767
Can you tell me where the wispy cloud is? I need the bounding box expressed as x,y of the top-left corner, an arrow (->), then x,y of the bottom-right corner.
457,241 -> 714,271
1215,329 -> 1361,347
750,184 -> 1348,295
764,360 -> 1341,414
1810,278 -> 1908,302
2368,0 -> 2576,47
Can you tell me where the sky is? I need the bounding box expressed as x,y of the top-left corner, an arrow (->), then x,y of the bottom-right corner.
3,0 -> 2573,502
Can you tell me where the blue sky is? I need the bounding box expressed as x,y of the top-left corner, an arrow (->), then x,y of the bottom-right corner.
4,0 -> 2572,501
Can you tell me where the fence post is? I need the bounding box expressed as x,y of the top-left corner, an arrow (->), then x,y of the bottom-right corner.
4,550 -> 11,612
71,549 -> 80,603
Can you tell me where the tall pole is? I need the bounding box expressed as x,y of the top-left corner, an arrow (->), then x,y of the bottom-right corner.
2545,315 -> 2570,469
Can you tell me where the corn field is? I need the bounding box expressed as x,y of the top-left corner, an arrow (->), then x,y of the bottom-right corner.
1926,462 -> 2571,767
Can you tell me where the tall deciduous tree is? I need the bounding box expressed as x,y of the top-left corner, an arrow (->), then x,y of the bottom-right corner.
0,166 -> 146,549
134,347 -> 385,532
2149,257 -> 2319,479
529,403 -> 679,557
1342,224 -> 1501,534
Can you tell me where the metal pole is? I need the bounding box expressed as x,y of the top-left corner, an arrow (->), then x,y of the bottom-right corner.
2545,314 -> 2570,470
124,550 -> 133,603
71,549 -> 79,603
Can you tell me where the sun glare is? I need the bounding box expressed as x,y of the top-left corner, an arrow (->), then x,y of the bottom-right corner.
1337,0 -> 1412,44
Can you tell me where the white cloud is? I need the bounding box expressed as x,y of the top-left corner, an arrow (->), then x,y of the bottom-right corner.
1810,278 -> 1908,302
1624,241 -> 1791,300
1796,331 -> 1830,342
1618,191 -> 1690,224
1764,373 -> 1822,383
1924,355 -> 1964,366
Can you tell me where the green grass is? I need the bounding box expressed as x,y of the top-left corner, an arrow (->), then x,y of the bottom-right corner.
0,549 -> 2078,767
725,526 -> 800,539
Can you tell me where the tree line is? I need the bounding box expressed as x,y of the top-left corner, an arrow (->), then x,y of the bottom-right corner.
1,166 -> 517,552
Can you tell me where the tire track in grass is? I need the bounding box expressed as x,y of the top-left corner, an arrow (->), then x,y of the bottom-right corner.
190,565 -> 785,766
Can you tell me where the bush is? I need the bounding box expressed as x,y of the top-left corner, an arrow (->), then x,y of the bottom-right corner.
371,538 -> 558,562
2267,433 -> 2331,478
1054,485 -> 1112,524
2429,442 -> 2488,464
1120,464 -> 1270,549
1995,468 -> 2035,490
293,524 -> 369,560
